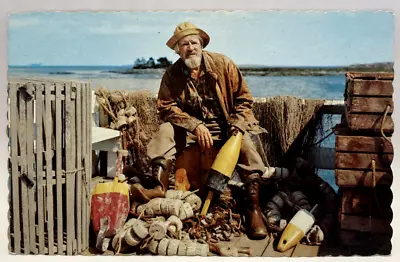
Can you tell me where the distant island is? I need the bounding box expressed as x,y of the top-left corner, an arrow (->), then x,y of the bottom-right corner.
108,58 -> 394,77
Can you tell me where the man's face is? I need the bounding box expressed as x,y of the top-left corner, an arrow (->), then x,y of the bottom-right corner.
178,35 -> 202,64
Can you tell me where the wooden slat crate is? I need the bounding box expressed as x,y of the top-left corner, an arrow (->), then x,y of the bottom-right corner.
344,72 -> 394,135
7,79 -> 92,255
335,133 -> 393,188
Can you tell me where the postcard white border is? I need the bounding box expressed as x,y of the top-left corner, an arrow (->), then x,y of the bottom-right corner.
0,1 -> 398,262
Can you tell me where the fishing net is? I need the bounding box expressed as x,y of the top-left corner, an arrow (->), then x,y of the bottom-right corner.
94,88 -> 325,174
253,96 -> 325,167
94,87 -> 161,172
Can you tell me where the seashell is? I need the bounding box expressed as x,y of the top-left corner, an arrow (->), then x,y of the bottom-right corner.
167,239 -> 180,256
148,239 -> 159,254
149,221 -> 169,240
117,109 -> 125,116
125,106 -> 137,117
177,241 -> 187,256
195,243 -> 209,256
179,202 -> 194,220
167,215 -> 183,232
124,228 -> 142,246
158,238 -> 170,256
132,219 -> 149,239
183,194 -> 202,212
185,242 -> 197,256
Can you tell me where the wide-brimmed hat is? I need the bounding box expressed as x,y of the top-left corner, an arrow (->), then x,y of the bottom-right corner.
166,22 -> 210,50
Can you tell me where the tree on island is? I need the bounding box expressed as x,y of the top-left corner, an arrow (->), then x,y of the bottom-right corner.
133,57 -> 172,69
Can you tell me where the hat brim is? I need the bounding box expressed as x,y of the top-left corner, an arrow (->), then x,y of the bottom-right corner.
166,28 -> 210,50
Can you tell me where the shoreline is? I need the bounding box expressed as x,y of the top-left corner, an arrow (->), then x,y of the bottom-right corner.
106,66 -> 393,77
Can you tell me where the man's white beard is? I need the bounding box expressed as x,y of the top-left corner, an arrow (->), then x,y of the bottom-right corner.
184,56 -> 201,69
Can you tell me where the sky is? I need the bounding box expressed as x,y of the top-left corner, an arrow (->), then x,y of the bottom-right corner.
7,11 -> 394,67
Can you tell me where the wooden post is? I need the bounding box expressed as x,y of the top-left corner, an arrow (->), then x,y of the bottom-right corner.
35,83 -> 45,253
85,83 -> 92,249
26,83 -> 37,254
65,82 -> 74,255
55,83 -> 64,254
45,83 -> 55,255
9,83 -> 21,254
81,84 -> 88,251
18,84 -> 30,254
76,83 -> 82,253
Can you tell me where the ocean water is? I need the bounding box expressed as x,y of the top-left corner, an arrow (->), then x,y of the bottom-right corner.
8,66 -> 344,191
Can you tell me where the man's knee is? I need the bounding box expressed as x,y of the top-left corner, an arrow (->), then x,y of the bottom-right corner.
147,122 -> 176,160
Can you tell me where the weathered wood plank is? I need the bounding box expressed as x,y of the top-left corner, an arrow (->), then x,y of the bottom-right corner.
335,152 -> 393,170
18,86 -> 30,254
26,83 -> 37,254
347,97 -> 393,113
346,72 -> 394,81
65,82 -> 74,255
55,83 -> 64,254
291,243 -> 319,257
85,84 -> 92,249
340,214 -> 392,234
233,234 -> 270,257
35,83 -> 45,253
340,187 -> 392,219
262,236 -> 295,257
45,82 -> 55,255
335,169 -> 392,187
71,83 -> 78,254
348,79 -> 393,97
76,83 -> 82,252
347,114 -> 394,133
339,230 -> 392,254
336,135 -> 393,153
81,84 -> 88,250
9,83 -> 21,253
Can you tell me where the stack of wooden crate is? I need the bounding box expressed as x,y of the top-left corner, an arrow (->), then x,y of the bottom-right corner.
334,72 -> 394,255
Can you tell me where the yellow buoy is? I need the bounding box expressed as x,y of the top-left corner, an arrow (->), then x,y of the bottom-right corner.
277,205 -> 317,252
200,131 -> 243,216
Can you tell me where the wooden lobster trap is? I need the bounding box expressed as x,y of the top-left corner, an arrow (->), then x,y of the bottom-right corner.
7,79 -> 92,255
334,72 -> 394,255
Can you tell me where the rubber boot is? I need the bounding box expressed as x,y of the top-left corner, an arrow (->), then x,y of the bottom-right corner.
246,179 -> 268,239
130,158 -> 172,203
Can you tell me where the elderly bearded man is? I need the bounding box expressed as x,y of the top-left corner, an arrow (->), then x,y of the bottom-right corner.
128,22 -> 268,239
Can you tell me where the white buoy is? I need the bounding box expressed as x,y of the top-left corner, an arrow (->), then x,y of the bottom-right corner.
277,205 -> 317,252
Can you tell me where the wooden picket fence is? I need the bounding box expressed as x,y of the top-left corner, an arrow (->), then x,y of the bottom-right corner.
7,79 -> 92,255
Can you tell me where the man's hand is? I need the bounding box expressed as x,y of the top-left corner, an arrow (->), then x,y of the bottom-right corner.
194,124 -> 213,151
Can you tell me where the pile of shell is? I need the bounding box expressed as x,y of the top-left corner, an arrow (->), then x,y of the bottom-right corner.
111,190 -> 209,256
183,206 -> 245,243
